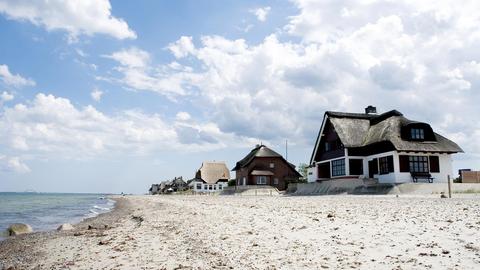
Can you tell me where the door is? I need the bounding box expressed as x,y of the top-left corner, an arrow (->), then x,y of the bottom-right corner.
368,159 -> 378,178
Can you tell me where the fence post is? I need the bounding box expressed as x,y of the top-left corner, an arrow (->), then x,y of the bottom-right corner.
447,175 -> 452,198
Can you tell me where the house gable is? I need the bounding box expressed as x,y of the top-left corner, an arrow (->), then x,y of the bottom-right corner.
234,145 -> 301,190
311,118 -> 345,163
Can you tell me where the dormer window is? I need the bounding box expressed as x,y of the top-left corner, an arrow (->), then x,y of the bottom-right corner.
411,128 -> 424,140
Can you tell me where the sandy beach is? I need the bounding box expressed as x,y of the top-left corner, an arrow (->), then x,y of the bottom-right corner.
1,194 -> 480,269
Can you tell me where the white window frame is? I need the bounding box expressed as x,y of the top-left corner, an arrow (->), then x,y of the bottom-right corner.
256,176 -> 267,185
331,158 -> 346,177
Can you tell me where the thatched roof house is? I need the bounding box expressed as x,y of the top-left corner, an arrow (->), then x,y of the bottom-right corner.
308,106 -> 463,184
189,161 -> 230,192
196,161 -> 230,184
233,145 -> 301,190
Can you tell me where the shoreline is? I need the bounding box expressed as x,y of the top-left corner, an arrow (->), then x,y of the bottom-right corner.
0,193 -> 117,242
0,196 -> 134,269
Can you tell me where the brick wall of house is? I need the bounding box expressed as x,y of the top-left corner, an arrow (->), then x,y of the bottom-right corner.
235,157 -> 299,190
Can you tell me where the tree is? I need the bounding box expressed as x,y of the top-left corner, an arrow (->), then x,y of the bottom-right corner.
298,163 -> 308,183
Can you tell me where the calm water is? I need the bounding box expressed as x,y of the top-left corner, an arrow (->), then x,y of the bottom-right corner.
0,192 -> 115,240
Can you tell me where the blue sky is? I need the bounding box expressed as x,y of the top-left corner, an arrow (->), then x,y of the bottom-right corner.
1,0 -> 479,193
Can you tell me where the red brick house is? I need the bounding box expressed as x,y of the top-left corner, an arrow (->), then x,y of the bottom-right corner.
232,145 -> 301,190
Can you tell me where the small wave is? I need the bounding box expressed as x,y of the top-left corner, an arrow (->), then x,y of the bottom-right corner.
84,209 -> 99,219
93,205 -> 110,211
106,199 -> 115,206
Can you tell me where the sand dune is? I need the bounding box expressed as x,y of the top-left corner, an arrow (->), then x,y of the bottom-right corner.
1,194 -> 480,269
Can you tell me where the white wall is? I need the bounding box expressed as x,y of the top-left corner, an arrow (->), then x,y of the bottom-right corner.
365,152 -> 453,184
192,181 -> 228,192
362,151 -> 397,183
392,153 -> 452,183
310,151 -> 455,184
307,166 -> 317,183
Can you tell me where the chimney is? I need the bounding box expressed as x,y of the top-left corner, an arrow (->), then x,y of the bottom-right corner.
365,105 -> 377,114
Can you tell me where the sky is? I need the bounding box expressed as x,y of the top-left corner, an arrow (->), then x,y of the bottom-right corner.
0,0 -> 479,194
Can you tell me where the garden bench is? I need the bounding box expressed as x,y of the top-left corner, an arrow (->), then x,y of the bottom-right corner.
411,172 -> 434,183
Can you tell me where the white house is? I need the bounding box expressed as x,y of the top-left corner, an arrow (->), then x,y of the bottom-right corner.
188,161 -> 230,192
307,106 -> 463,184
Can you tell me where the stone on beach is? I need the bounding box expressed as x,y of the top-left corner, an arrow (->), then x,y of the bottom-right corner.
7,223 -> 33,236
57,223 -> 74,231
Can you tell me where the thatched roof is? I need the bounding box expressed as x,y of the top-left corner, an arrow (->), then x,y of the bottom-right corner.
324,110 -> 463,153
231,145 -> 282,171
232,145 -> 302,177
197,161 -> 230,184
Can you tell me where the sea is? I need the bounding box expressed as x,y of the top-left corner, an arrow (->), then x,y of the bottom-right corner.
0,192 -> 115,240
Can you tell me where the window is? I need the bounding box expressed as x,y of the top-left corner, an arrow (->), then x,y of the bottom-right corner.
218,185 -> 223,190
196,183 -> 202,190
213,185 -> 217,190
411,128 -> 425,140
318,162 -> 331,178
409,156 -> 428,173
325,142 -> 331,152
331,159 -> 345,177
429,156 -> 440,173
379,156 -> 394,174
208,185 -> 213,190
273,178 -> 279,185
349,159 -> 363,175
399,156 -> 409,172
368,159 -> 378,177
256,176 -> 267,185
270,163 -> 275,168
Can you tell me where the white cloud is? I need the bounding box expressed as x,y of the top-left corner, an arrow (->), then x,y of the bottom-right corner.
168,36 -> 196,58
251,6 -> 271,22
0,64 -> 35,87
76,49 -> 87,58
0,155 -> 30,173
91,88 -> 103,102
104,47 -> 150,68
175,111 -> 191,121
0,93 -> 257,164
1,91 -> 14,102
103,47 -> 201,97
0,0 -> 136,41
